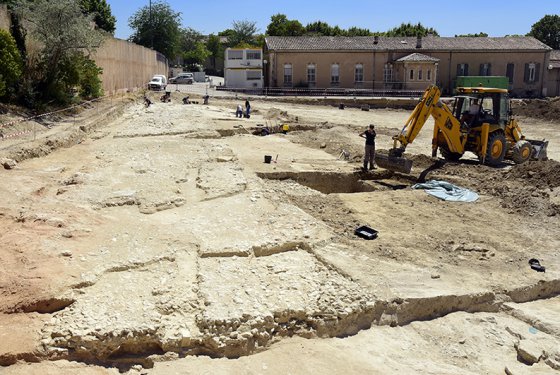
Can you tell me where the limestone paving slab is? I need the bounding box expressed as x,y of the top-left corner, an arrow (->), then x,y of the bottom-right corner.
42,250 -> 200,359
181,194 -> 333,257
198,250 -> 377,342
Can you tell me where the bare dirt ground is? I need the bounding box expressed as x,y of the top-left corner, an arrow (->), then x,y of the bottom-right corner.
1,91 -> 559,374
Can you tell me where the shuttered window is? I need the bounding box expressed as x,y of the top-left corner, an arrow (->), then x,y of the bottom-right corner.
506,63 -> 514,84
524,63 -> 541,83
479,63 -> 491,76
456,63 -> 469,76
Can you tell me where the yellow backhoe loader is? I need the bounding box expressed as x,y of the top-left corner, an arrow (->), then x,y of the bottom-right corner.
376,85 -> 548,173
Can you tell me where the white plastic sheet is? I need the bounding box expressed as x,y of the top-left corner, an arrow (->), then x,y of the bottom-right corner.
412,180 -> 479,202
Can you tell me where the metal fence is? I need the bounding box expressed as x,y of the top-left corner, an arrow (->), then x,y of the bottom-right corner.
217,81 -> 433,98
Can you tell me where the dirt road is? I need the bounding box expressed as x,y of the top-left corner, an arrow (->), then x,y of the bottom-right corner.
1,93 -> 559,374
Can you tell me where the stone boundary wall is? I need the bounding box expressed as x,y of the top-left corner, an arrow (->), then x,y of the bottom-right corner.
92,37 -> 169,95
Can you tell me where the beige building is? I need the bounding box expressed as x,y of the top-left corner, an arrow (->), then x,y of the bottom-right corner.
546,50 -> 560,97
265,36 -> 553,97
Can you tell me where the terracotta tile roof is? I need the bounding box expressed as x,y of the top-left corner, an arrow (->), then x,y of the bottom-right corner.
396,53 -> 440,62
265,36 -> 552,52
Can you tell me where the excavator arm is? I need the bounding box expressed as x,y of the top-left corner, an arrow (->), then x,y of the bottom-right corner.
377,85 -> 466,173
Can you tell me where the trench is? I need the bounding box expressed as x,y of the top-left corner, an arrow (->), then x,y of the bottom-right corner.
257,171 -> 409,194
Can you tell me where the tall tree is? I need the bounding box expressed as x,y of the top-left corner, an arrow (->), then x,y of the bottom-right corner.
385,22 -> 439,37
346,27 -> 373,37
128,0 -> 181,59
80,0 -> 116,34
0,29 -> 23,99
528,14 -> 560,49
206,34 -> 223,70
15,0 -> 105,103
266,14 -> 304,36
178,28 -> 209,71
229,20 -> 257,47
305,21 -> 333,36
455,32 -> 488,37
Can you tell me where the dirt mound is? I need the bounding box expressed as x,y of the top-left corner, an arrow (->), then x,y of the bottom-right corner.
511,98 -> 560,121
264,107 -> 290,120
504,160 -> 560,190
430,161 -> 560,217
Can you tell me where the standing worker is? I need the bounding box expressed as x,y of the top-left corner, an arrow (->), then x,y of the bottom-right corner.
359,124 -> 377,171
245,99 -> 251,118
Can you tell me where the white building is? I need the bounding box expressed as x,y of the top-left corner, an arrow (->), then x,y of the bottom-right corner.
224,48 -> 263,89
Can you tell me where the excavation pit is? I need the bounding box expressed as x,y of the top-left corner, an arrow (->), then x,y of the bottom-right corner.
257,171 -> 409,194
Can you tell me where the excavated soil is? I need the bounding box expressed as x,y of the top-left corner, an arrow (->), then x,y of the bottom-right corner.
512,97 -> 560,122
1,94 -> 559,374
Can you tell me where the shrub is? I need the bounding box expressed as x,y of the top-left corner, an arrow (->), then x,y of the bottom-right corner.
0,29 -> 23,100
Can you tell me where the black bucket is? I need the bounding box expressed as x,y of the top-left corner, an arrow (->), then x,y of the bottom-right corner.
264,155 -> 272,163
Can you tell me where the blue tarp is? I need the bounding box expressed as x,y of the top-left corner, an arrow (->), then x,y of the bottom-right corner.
412,180 -> 479,202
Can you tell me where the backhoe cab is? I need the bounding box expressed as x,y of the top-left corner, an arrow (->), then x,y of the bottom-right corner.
376,85 -> 548,174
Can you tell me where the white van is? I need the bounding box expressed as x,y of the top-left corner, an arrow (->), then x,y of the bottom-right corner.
148,75 -> 167,90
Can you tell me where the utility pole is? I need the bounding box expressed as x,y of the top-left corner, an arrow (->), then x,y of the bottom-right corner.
149,0 -> 153,49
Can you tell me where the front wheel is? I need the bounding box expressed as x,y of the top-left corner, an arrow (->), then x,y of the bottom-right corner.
483,131 -> 507,166
511,140 -> 533,164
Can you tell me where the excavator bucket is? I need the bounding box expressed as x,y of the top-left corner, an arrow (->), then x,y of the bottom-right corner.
375,154 -> 413,174
528,139 -> 549,160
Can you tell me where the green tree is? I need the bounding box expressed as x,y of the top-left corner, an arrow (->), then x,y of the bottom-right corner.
385,22 -> 439,37
528,14 -> 560,49
305,21 -> 333,36
178,27 -> 211,71
128,0 -> 182,59
0,29 -> 23,99
15,0 -> 105,103
266,14 -> 304,36
206,34 -> 223,70
346,27 -> 373,36
455,32 -> 488,37
229,20 -> 258,47
183,42 -> 210,71
80,0 -> 116,34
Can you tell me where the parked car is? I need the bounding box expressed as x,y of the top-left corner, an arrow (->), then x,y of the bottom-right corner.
172,76 -> 194,84
169,73 -> 194,84
148,75 -> 167,91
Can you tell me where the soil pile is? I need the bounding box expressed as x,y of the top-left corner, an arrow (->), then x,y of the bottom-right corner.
432,160 -> 560,217
511,98 -> 560,121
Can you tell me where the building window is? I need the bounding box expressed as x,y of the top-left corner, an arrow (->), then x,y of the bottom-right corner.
246,50 -> 261,60
307,64 -> 316,84
418,69 -> 423,80
409,69 -> 414,80
355,64 -> 364,82
479,63 -> 491,76
427,69 -> 432,81
457,63 -> 469,76
506,63 -> 514,84
246,70 -> 261,80
228,50 -> 243,60
331,64 -> 339,85
283,64 -> 292,86
528,63 -> 536,81
383,63 -> 393,82
524,62 -> 540,83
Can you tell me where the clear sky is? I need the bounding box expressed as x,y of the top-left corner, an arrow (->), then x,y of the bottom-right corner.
108,0 -> 559,40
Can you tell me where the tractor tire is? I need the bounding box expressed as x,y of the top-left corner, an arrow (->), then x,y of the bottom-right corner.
440,146 -> 463,162
484,131 -> 507,166
511,140 -> 533,164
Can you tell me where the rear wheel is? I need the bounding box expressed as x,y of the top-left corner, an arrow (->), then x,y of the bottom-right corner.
511,140 -> 533,164
440,146 -> 463,162
484,131 -> 507,166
